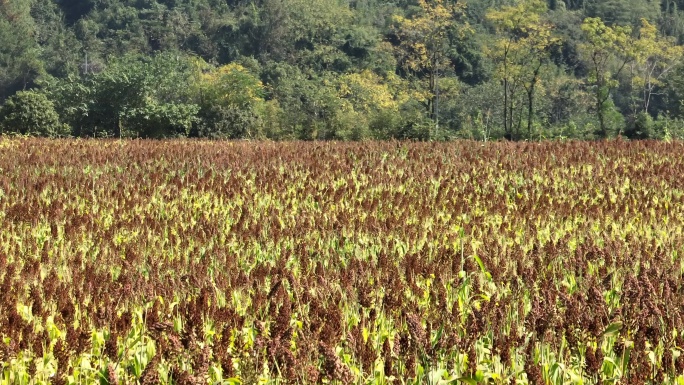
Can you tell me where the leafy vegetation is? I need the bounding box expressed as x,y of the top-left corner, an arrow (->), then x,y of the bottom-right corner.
2,139 -> 684,384
4,0 -> 684,139
0,91 -> 67,137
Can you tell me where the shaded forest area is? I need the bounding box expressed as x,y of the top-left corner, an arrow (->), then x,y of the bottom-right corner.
3,0 -> 684,140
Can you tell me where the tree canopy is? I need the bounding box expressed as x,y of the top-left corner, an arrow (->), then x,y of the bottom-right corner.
3,0 -> 684,140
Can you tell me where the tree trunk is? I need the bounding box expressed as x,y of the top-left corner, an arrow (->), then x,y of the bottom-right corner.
502,46 -> 510,138
597,88 -> 606,137
434,62 -> 439,138
526,63 -> 542,137
595,60 -> 608,138
503,77 -> 509,136
527,86 -> 535,136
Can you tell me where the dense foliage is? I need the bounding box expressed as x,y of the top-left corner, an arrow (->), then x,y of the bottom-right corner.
2,139 -> 684,384
0,91 -> 67,137
4,0 -> 684,139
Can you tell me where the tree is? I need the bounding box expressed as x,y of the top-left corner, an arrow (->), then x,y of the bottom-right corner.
586,0 -> 660,26
45,53 -> 199,138
337,70 -> 404,114
335,70 -> 411,139
579,17 -> 632,137
392,0 -> 468,137
0,0 -> 43,101
0,90 -> 67,137
227,0 -> 356,70
32,0 -> 83,78
660,0 -> 684,42
54,0 -> 95,24
486,0 -> 559,139
628,19 -> 684,116
5,0 -> 684,140
192,61 -> 268,139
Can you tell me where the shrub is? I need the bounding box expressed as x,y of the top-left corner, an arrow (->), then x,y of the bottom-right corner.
0,90 -> 69,137
625,112 -> 655,139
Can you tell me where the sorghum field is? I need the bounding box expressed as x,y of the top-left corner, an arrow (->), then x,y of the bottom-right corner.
1,139 -> 684,385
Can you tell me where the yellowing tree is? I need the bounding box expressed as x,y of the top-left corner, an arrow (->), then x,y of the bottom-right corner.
630,19 -> 684,115
192,61 -> 268,138
331,70 -> 415,140
486,0 -> 559,139
393,0 -> 468,136
337,70 -> 402,113
197,63 -> 265,109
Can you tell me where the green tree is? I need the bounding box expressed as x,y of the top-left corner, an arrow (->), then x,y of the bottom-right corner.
45,53 -> 198,138
580,17 -> 632,137
0,0 -> 43,100
486,0 -> 559,139
0,90 -> 67,137
227,0 -> 358,71
32,0 -> 83,78
392,0 -> 469,136
586,0 -> 660,26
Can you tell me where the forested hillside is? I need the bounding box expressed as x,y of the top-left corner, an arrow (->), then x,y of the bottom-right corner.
3,0 -> 684,140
